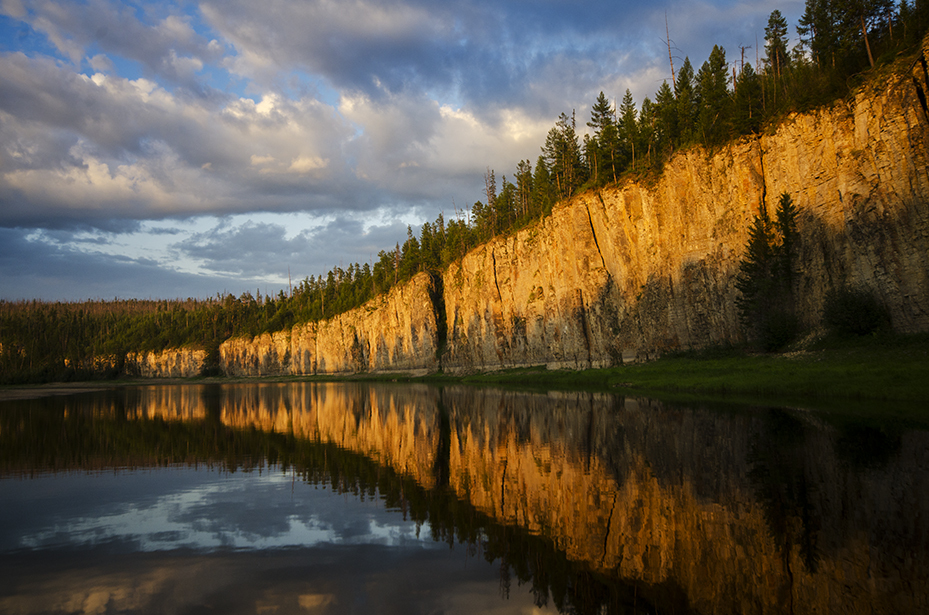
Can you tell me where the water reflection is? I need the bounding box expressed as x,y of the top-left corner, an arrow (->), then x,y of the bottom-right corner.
2,383 -> 928,614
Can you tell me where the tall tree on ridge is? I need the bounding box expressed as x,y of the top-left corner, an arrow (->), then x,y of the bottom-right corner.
587,91 -> 619,184
542,112 -> 583,199
696,45 -> 731,147
675,57 -> 697,145
618,89 -> 638,170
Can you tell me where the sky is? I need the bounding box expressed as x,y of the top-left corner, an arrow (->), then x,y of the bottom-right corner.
0,0 -> 803,302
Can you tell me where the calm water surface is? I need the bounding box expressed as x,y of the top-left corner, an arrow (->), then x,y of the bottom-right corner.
1,383 -> 927,614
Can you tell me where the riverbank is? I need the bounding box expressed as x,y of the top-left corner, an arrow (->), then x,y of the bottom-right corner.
3,331 -> 926,409
422,331 -> 929,402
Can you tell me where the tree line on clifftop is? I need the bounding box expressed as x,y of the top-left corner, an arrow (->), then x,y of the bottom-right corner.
1,1 -> 924,383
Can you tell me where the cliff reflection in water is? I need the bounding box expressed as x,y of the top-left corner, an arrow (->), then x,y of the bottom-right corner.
3,382 -> 928,614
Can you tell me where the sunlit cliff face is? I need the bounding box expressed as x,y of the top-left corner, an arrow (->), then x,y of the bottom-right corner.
213,42 -> 929,376
34,382 -> 927,615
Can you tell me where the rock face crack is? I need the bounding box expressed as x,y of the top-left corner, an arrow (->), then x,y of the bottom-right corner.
427,272 -> 447,370
589,196 -> 608,270
915,51 -> 929,123
491,246 -> 504,302
500,458 -> 508,512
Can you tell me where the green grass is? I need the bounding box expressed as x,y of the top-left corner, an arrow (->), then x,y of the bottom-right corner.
416,331 -> 929,408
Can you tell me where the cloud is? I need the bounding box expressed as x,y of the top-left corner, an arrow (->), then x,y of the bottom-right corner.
0,0 -> 808,300
0,53 -> 362,226
170,214 -> 416,281
0,227 -> 265,301
3,0 -> 221,89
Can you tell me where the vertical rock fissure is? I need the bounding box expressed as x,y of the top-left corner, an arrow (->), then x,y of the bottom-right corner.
500,458 -> 508,512
588,197 -> 608,270
428,272 -> 448,370
433,389 -> 451,487
491,246 -> 504,303
915,51 -> 929,122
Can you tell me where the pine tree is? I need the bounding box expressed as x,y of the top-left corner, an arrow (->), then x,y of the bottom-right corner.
617,89 -> 639,171
654,80 -> 679,157
530,154 -> 554,217
696,45 -> 731,147
675,58 -> 697,144
735,193 -> 800,350
542,112 -> 583,199
765,10 -> 791,80
732,62 -> 763,135
587,91 -> 619,184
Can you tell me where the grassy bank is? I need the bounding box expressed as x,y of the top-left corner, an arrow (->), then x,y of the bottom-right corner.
418,331 -> 929,404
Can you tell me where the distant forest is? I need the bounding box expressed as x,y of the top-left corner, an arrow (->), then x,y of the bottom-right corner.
3,1 -> 928,382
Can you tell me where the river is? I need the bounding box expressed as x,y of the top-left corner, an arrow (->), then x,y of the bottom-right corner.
1,382 -> 927,614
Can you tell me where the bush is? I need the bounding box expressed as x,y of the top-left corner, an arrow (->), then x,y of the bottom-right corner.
759,309 -> 800,352
822,286 -> 890,336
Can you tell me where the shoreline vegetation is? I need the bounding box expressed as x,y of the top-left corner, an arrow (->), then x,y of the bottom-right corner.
3,332 -> 926,419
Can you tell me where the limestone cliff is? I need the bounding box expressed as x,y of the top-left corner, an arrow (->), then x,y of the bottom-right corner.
218,42 -> 929,376
219,272 -> 441,376
442,43 -> 929,370
125,349 -> 206,378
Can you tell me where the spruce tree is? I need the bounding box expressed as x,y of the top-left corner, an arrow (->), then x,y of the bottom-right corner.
735,193 -> 800,350
675,58 -> 697,145
618,89 -> 638,169
587,91 -> 619,184
696,45 -> 731,147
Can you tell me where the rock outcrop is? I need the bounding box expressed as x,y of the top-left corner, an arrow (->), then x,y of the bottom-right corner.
219,272 -> 442,376
125,349 -> 206,378
442,44 -> 929,370
216,42 -> 929,376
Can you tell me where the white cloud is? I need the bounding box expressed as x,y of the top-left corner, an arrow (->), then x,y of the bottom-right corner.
88,54 -> 114,73
288,155 -> 329,174
250,154 -> 275,166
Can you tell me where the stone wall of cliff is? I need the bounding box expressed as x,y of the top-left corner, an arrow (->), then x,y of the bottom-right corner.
216,41 -> 929,376
442,43 -> 929,371
219,272 -> 441,376
124,349 -> 207,378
